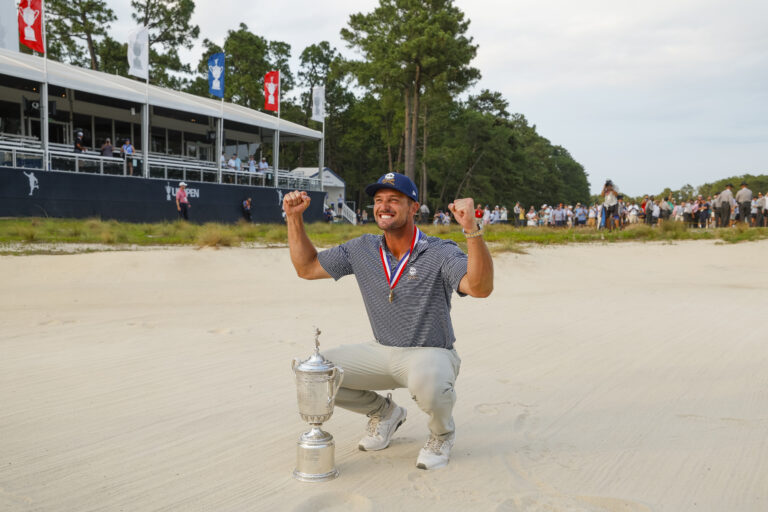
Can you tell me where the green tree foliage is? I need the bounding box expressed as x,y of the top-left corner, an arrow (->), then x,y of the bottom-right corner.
131,0 -> 200,87
46,0 -> 116,70
185,24 -> 294,109
95,36 -> 129,76
342,0 -> 480,181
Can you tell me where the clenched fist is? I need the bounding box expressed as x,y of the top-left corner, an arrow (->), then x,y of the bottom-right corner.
283,190 -> 311,217
448,198 -> 477,231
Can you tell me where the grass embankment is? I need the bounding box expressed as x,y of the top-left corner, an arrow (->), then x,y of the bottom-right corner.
0,218 -> 766,255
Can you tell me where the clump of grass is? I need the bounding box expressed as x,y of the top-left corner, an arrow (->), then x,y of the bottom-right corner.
100,230 -> 116,244
196,224 -> 238,248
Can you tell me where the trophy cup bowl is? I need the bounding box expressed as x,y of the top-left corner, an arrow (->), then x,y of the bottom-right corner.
291,330 -> 344,482
22,2 -> 39,42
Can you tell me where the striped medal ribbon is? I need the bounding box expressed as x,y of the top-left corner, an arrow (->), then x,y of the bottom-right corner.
379,226 -> 421,303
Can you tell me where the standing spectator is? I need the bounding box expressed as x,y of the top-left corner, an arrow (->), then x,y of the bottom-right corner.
719,184 -> 734,227
227,154 -> 237,170
419,202 -> 430,224
483,205 -> 491,226
574,203 -> 587,226
513,202 -> 521,226
601,180 -> 620,231
645,196 -> 655,225
220,152 -> 227,168
234,154 -> 242,171
756,192 -> 765,227
588,204 -> 597,227
526,206 -> 537,226
356,208 -> 362,224
361,209 -> 369,224
500,206 -> 508,224
474,204 -> 483,223
176,182 -> 191,220
248,155 -> 257,173
100,138 -> 113,157
712,194 -> 721,227
242,197 -> 252,221
735,182 -> 753,224
259,157 -> 269,172
121,139 -> 134,176
490,206 -> 500,224
337,194 -> 344,214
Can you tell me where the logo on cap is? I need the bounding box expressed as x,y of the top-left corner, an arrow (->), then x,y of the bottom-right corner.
382,173 -> 395,185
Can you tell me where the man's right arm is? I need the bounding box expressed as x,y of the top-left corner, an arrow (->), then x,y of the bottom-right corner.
284,190 -> 331,280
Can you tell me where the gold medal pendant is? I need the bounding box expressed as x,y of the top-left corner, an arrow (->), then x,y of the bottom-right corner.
389,290 -> 394,303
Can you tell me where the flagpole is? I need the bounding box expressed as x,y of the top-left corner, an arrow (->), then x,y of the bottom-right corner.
143,76 -> 149,177
41,0 -> 48,170
219,96 -> 224,184
274,71 -> 280,188
320,118 -> 325,192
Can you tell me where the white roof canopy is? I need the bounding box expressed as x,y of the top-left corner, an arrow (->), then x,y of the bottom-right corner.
0,48 -> 321,141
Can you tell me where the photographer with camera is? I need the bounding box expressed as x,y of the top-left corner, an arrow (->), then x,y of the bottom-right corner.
601,180 -> 620,231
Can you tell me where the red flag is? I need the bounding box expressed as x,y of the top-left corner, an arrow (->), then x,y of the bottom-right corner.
18,0 -> 45,54
264,70 -> 280,112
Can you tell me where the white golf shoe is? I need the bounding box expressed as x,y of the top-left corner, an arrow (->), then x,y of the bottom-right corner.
358,394 -> 407,451
416,432 -> 455,470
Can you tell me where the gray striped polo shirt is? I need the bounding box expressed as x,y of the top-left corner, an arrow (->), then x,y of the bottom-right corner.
318,233 -> 468,349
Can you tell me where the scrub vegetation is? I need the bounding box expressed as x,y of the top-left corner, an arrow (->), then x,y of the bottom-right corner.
1,218 -> 766,255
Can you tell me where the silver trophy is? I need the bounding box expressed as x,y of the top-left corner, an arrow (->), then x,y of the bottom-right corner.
291,329 -> 344,482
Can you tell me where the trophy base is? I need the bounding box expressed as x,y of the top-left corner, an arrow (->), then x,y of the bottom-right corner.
293,426 -> 339,482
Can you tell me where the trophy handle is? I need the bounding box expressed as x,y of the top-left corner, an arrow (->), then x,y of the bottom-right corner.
328,367 -> 344,405
291,358 -> 300,374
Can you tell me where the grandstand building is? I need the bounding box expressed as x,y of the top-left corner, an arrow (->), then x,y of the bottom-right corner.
0,48 -> 342,223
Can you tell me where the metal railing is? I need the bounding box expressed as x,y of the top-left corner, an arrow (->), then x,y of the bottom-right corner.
1,141 -> 324,190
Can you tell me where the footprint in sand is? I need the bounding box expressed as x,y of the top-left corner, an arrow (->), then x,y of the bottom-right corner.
474,401 -> 511,415
292,492 -> 373,512
496,494 -> 653,512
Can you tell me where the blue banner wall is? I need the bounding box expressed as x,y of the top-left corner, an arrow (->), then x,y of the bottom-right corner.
0,167 -> 326,224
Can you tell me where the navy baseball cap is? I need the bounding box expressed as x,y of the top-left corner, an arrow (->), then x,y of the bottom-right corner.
365,172 -> 419,201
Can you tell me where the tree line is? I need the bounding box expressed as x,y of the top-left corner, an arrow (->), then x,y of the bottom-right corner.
27,0 -> 592,211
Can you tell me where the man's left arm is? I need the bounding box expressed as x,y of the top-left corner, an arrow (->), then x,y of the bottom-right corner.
448,198 -> 494,298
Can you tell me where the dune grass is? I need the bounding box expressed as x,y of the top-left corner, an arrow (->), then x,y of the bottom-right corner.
0,217 -> 766,253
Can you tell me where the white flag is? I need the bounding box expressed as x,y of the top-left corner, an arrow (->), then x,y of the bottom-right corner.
0,0 -> 18,52
311,86 -> 326,122
127,26 -> 149,80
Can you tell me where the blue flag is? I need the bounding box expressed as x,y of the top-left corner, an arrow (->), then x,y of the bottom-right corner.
207,53 -> 225,98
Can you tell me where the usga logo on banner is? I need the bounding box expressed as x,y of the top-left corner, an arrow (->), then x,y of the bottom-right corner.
165,183 -> 199,201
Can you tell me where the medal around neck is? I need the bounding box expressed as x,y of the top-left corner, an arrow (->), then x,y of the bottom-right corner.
291,328 -> 344,482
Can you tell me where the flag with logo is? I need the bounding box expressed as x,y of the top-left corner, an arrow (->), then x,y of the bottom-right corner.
264,70 -> 279,112
311,86 -> 326,122
207,52 -> 225,98
17,0 -> 44,53
127,26 -> 149,80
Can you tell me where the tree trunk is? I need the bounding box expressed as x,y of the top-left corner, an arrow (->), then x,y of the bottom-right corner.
80,10 -> 98,70
402,89 -> 410,175
387,140 -> 393,173
404,65 -> 420,181
420,102 -> 428,204
396,128 -> 404,171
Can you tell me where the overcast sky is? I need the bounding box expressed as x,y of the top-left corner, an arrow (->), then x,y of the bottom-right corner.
106,0 -> 767,195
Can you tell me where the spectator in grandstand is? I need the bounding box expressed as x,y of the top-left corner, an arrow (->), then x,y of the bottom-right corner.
736,182 -> 752,224
176,182 -> 191,220
242,197 -> 252,221
100,138 -> 113,157
220,152 -> 227,168
234,154 -> 242,171
259,157 -> 269,172
248,155 -> 257,173
74,132 -> 86,153
121,139 -> 134,176
227,154 -> 237,170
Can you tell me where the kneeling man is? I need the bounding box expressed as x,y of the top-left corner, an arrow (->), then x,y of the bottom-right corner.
283,173 -> 493,469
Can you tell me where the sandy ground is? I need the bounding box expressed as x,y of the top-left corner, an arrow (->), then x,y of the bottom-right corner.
1,240 -> 767,512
